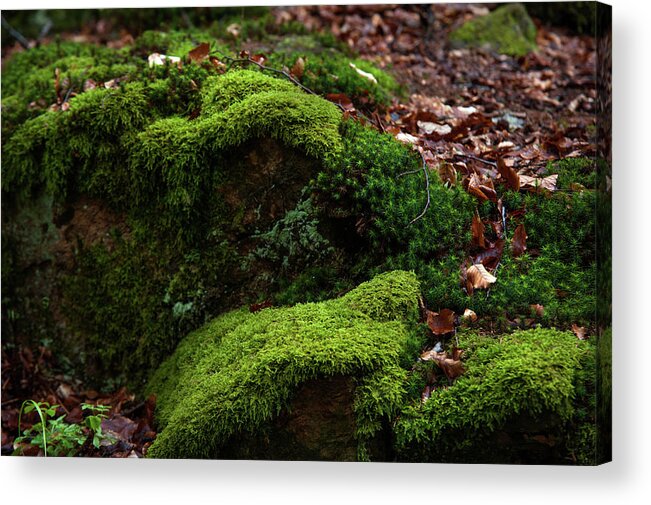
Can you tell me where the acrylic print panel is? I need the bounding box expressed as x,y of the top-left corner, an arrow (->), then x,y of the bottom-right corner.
1,2 -> 611,464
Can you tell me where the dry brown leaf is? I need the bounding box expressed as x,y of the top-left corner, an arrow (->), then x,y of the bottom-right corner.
511,223 -> 528,257
497,157 -> 520,191
467,173 -> 489,201
420,348 -> 465,380
462,308 -> 478,322
437,163 -> 457,185
188,43 -> 210,63
466,264 -> 497,291
291,57 -> 305,79
572,324 -> 588,340
426,309 -> 456,335
530,304 -> 544,317
471,210 -> 486,248
519,174 -> 559,192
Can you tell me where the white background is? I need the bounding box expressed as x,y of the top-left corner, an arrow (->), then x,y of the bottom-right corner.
1,1 -> 649,503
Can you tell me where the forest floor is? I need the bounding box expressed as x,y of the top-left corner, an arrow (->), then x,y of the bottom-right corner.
1,4 -> 599,457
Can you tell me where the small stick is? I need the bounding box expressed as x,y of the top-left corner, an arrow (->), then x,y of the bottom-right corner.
1,15 -> 30,50
408,150 -> 431,225
455,153 -> 497,168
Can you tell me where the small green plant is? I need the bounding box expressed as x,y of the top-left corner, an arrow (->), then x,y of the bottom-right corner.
13,400 -> 114,457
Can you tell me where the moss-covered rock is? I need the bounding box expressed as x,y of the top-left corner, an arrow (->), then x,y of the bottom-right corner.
394,328 -> 597,464
1,33 -> 441,389
145,270 -> 422,460
450,3 -> 537,57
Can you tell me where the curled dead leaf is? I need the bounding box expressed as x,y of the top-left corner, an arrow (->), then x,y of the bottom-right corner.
420,347 -> 465,380
291,57 -> 305,79
437,162 -> 457,185
188,42 -> 210,63
530,304 -> 544,317
349,62 -> 378,84
497,157 -> 520,191
571,324 -> 588,340
471,210 -> 486,249
519,174 -> 558,193
511,223 -> 528,257
466,263 -> 496,292
462,308 -> 478,322
426,309 -> 456,335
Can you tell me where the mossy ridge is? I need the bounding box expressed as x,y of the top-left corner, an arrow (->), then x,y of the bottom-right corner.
267,43 -> 402,108
450,3 -> 537,57
146,271 -> 422,459
394,328 -> 596,463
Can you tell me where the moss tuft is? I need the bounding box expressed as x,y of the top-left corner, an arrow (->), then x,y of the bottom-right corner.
146,270 -> 421,459
450,3 -> 537,57
395,328 -> 596,463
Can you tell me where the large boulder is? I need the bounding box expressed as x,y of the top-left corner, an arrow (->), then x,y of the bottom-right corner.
145,270 -> 422,460
449,3 -> 537,57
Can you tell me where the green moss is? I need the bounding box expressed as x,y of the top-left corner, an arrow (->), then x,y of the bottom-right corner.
63,229 -> 238,388
394,328 -> 596,463
268,46 -> 402,108
450,3 -> 537,57
201,70 -> 297,115
146,270 -> 421,459
318,120 -> 474,257
550,157 -> 596,190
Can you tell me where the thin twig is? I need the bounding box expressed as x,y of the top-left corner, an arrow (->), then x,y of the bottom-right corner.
407,150 -> 431,225
37,19 -> 53,43
455,153 -> 497,167
397,168 -> 422,177
1,15 -> 30,50
224,56 -> 322,97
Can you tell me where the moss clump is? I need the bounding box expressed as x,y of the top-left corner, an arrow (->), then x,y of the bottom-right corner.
450,3 -> 537,57
394,328 -> 596,463
318,120 -> 474,257
268,48 -> 402,108
145,271 -> 421,460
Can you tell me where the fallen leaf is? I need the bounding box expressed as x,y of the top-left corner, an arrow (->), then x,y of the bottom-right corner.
473,239 -> 504,270
426,309 -> 456,335
462,308 -> 478,322
466,264 -> 497,291
291,57 -> 305,79
511,224 -> 528,257
326,93 -> 355,111
147,53 -> 181,68
519,174 -> 558,192
227,23 -> 241,38
83,79 -> 97,91
418,121 -> 451,136
102,415 -> 138,442
467,173 -> 489,201
437,162 -> 457,185
420,347 -> 465,380
471,210 -> 486,248
497,157 -> 520,191
349,62 -> 378,84
188,43 -> 210,63
572,324 -> 588,340
396,132 -> 418,144
530,304 -> 544,317
249,300 -> 272,313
